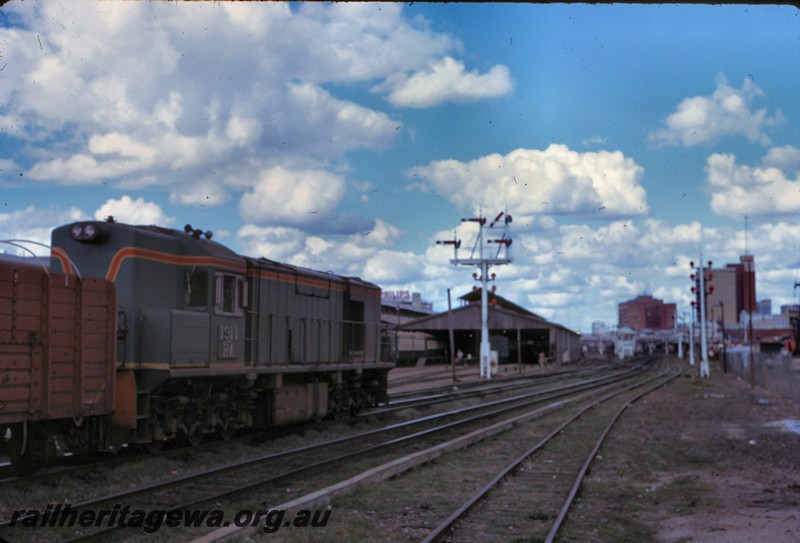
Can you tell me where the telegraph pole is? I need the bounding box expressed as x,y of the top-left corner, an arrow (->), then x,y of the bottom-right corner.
437,210 -> 512,380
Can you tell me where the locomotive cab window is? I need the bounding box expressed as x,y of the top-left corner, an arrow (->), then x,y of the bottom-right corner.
214,273 -> 247,316
186,268 -> 209,307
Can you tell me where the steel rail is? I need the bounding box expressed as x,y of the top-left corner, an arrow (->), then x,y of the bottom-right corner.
364,364 -> 621,416
0,364 -> 641,514
0,364 -> 653,542
47,372 -> 654,542
188,363 -> 662,543
0,363 -> 624,486
543,362 -> 682,543
421,358 -> 675,543
386,362 -> 611,390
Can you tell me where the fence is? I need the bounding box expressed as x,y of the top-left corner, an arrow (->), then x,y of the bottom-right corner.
724,350 -> 800,403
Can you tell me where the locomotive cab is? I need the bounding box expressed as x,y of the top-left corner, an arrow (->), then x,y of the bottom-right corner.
52,219 -> 248,370
51,220 -> 253,447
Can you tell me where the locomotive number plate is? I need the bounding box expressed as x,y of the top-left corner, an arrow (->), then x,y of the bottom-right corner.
218,325 -> 240,359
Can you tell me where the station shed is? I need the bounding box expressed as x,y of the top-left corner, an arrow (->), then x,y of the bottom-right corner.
398,290 -> 581,367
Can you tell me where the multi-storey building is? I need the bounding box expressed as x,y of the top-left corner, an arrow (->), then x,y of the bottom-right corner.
705,255 -> 757,325
618,295 -> 676,331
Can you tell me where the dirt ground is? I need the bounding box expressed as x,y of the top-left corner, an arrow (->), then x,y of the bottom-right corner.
567,358 -> 800,543
388,359 -> 800,542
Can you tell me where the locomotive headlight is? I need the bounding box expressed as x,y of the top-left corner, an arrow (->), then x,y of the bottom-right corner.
70,222 -> 109,243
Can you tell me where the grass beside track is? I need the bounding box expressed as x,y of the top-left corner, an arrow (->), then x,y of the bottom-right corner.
245,357 -> 800,543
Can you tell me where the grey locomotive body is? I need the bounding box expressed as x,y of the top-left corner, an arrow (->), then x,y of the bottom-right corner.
1,218 -> 390,469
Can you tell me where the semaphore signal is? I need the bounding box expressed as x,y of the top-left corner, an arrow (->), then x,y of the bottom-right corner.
436,209 -> 512,380
690,254 -> 713,378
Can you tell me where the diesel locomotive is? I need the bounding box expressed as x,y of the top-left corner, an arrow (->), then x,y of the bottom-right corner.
1,218 -> 391,471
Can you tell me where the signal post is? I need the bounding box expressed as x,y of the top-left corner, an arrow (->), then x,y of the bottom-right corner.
438,211 -> 512,380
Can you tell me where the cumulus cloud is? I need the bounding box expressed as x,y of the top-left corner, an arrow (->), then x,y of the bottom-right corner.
239,166 -> 346,226
484,219 -> 799,332
407,144 -> 648,221
0,2 -> 466,197
431,217 -> 683,331
762,145 -> 800,172
648,74 -> 784,147
0,206 -> 86,253
363,250 -> 427,283
169,181 -> 231,208
0,159 -> 22,178
738,221 -> 800,269
280,82 -> 400,155
706,151 -> 800,219
378,56 -> 513,108
235,224 -> 307,262
230,208 -> 799,334
234,217 -> 414,280
94,196 -> 174,226
287,3 -> 458,84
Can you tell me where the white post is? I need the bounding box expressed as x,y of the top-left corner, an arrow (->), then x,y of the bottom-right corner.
689,309 -> 695,367
438,209 -> 511,381
480,261 -> 490,379
699,254 -> 710,378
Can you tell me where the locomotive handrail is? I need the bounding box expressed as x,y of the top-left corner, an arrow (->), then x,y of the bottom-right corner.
0,239 -> 83,280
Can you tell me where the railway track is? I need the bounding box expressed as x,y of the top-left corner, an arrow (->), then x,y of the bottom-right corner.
0,361 -> 617,489
187,357 -> 669,542
0,422 -> 310,490
0,359 -> 655,542
421,359 -> 682,542
386,360 -> 608,391
370,363 -> 620,417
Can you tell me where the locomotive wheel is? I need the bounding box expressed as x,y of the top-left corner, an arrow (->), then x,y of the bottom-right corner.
185,424 -> 205,447
349,400 -> 365,416
216,423 -> 235,442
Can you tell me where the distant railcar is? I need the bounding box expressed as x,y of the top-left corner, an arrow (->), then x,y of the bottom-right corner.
1,218 -> 391,471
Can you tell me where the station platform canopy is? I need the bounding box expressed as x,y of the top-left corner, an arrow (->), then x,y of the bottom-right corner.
398,290 -> 581,364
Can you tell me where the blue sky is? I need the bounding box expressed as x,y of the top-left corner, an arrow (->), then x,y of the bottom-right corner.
1,2 -> 798,333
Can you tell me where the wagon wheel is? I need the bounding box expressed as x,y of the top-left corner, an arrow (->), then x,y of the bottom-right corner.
10,452 -> 35,475
144,440 -> 165,454
5,424 -> 36,475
